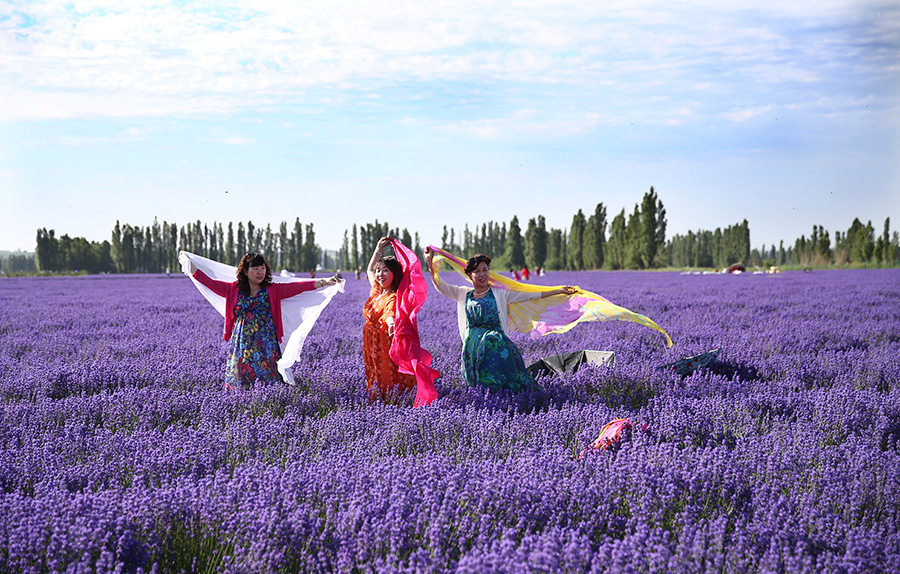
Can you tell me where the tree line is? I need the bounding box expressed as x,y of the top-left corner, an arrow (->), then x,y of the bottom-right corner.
33,219 -> 327,274
18,187 -> 900,275
341,187 -> 669,271
667,221 -> 751,269
778,218 -> 898,267
0,251 -> 38,274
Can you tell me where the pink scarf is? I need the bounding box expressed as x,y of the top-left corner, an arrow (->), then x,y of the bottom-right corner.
388,240 -> 440,407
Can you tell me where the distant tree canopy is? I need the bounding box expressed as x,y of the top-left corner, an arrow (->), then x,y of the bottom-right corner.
344,188 -> 665,272
785,218 -> 897,268
668,220 -> 751,269
28,188 -> 900,274
32,218 -> 326,274
36,228 -> 114,274
1,251 -> 38,274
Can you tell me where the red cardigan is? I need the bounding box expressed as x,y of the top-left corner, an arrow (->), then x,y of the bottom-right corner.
193,269 -> 316,342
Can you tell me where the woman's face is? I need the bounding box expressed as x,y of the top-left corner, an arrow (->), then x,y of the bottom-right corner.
374,261 -> 395,291
468,261 -> 490,289
246,264 -> 267,287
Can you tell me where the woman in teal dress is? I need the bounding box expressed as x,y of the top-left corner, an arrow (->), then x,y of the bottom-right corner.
425,249 -> 575,391
462,286 -> 535,390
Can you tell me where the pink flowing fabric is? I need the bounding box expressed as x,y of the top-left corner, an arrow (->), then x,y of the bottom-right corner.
388,239 -> 440,407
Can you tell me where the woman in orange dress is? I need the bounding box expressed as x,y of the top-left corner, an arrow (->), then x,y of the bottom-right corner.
363,236 -> 416,399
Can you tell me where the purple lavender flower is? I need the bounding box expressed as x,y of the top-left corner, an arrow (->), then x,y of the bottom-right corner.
0,270 -> 898,572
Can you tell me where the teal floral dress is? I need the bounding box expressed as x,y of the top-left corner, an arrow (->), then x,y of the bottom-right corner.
462,290 -> 537,391
226,289 -> 283,388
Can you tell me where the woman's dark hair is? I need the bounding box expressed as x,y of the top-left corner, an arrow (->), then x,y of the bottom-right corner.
465,254 -> 491,275
378,256 -> 403,292
236,252 -> 272,295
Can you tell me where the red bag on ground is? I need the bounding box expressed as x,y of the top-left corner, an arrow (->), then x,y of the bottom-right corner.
580,418 -> 647,458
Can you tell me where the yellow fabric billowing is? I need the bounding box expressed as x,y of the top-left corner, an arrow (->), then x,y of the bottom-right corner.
429,246 -> 673,348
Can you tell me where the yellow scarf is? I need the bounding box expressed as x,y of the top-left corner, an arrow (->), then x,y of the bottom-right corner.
429,246 -> 673,347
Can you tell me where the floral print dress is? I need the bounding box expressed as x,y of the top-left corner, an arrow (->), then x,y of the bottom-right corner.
225,289 -> 283,388
363,284 -> 416,398
462,290 -> 537,391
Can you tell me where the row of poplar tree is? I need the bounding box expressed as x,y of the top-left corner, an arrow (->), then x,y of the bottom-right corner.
786,218 -> 898,267
34,219 -> 326,275
342,188 -> 672,272
649,217 -> 898,269
23,188 -> 899,274
29,187 -> 670,274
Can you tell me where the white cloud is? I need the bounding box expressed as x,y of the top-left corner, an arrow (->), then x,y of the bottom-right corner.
204,135 -> 256,145
440,109 -> 606,139
55,126 -> 159,146
729,106 -> 773,122
0,0 -> 895,144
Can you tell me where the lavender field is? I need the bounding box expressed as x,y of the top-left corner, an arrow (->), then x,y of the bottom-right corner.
1,269 -> 899,573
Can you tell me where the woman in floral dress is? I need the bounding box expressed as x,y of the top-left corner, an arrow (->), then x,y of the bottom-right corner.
363,237 -> 417,399
188,252 -> 340,388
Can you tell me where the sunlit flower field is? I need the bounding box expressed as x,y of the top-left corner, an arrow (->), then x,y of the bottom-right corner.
1,269 -> 899,573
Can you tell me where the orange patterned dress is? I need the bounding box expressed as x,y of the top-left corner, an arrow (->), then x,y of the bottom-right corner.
363,284 -> 416,398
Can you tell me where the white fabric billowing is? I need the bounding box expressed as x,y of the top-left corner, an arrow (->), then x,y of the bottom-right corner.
178,251 -> 345,385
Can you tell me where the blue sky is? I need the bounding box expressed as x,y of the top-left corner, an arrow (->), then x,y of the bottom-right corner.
2,0 -> 898,254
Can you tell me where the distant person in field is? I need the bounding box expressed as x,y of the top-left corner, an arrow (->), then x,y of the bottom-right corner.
425,248 -> 574,392
521,266 -> 530,280
364,237 -> 439,406
185,252 -> 340,389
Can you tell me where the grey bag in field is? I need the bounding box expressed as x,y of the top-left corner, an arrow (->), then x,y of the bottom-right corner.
527,350 -> 616,378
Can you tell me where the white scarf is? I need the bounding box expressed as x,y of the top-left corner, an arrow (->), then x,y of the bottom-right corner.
179,251 -> 345,385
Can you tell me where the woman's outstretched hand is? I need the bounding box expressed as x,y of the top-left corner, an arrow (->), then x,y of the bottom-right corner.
424,246 -> 434,272
178,251 -> 197,275
541,285 -> 577,299
315,275 -> 340,289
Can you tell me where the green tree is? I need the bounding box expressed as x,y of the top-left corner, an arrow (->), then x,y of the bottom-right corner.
524,216 -> 548,270
401,228 -> 413,251
246,221 -> 256,253
341,230 -> 350,270
290,219 -> 302,271
604,209 -> 627,270
817,226 -> 832,263
637,187 -> 666,269
351,224 -> 360,271
846,218 -> 874,262
151,218 -> 162,272
625,205 -> 642,269
111,222 -> 123,273
35,228 -> 58,272
503,216 -> 525,269
583,203 -> 607,269
122,224 -> 136,272
874,217 -> 890,264
278,222 -> 288,269
303,223 -> 318,272
237,222 -> 246,260
567,210 -> 586,270
226,222 -> 235,265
